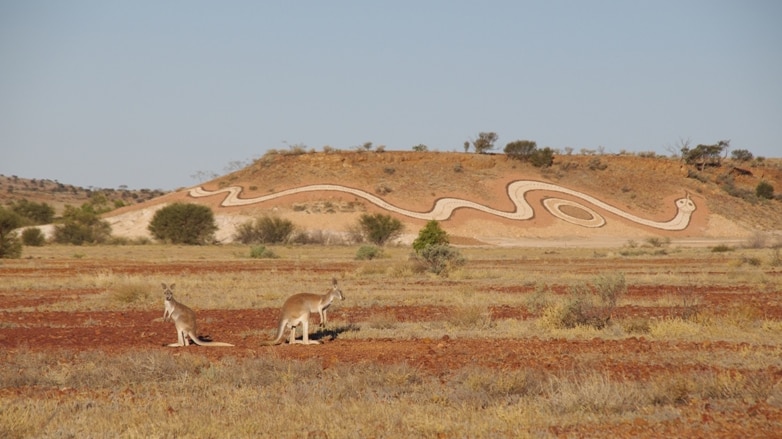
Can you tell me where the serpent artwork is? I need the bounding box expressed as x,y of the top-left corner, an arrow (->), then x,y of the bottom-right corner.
189,181 -> 697,230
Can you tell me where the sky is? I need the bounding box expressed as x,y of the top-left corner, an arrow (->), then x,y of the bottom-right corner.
1,1 -> 780,190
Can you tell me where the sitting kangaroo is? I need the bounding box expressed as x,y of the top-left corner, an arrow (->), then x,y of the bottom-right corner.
263,278 -> 345,346
162,283 -> 233,347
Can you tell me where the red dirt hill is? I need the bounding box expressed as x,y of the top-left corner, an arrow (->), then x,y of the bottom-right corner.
104,151 -> 782,247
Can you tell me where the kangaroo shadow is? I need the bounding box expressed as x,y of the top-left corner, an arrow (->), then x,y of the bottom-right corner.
310,323 -> 361,342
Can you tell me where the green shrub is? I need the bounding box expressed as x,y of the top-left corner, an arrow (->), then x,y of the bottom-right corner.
53,205 -> 112,245
21,227 -> 46,246
148,203 -> 216,245
249,245 -> 277,259
9,199 -> 55,225
529,147 -> 554,168
540,273 -> 626,330
356,245 -> 383,260
711,244 -> 733,253
413,244 -> 465,276
731,149 -> 754,162
357,213 -> 404,246
756,181 -> 774,200
412,220 -> 449,253
235,215 -> 295,244
0,207 -> 23,258
504,140 -> 537,161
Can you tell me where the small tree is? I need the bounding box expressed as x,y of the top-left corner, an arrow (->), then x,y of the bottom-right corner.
470,132 -> 498,154
357,213 -> 404,246
504,140 -> 537,161
682,140 -> 729,170
9,200 -> 55,225
0,207 -> 23,258
756,181 -> 775,200
731,149 -> 754,162
412,144 -> 428,152
53,204 -> 112,245
411,221 -> 465,276
148,203 -> 217,245
412,220 -> 449,253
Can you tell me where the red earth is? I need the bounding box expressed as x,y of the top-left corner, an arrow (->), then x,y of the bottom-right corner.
2,256 -> 782,438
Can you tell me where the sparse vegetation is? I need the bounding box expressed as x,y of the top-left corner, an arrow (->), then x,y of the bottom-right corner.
2,244 -> 782,437
539,273 -> 626,330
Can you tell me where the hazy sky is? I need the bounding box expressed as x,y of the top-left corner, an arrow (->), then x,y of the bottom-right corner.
2,1 -> 780,190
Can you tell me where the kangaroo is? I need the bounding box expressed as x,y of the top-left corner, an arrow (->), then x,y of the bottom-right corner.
263,278 -> 345,346
162,283 -> 234,347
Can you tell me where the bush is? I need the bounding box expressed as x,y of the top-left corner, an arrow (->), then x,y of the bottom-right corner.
756,181 -> 774,200
53,205 -> 112,245
235,215 -> 295,244
148,203 -> 217,245
412,220 -> 449,253
413,244 -> 465,276
9,200 -> 55,225
529,147 -> 554,168
711,244 -> 733,253
357,213 -> 404,246
21,227 -> 46,246
504,140 -> 537,161
731,149 -> 754,162
249,245 -> 277,259
356,245 -> 383,260
540,273 -> 626,330
0,207 -> 23,258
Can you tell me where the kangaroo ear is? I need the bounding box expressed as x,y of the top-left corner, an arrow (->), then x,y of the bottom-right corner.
332,277 -> 338,286
170,284 -> 175,290
161,283 -> 167,289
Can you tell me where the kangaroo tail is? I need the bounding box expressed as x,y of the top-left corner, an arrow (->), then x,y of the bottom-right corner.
188,332 -> 234,347
261,319 -> 286,346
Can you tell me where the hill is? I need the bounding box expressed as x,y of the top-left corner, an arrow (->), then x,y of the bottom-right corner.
101,151 -> 782,247
0,174 -> 168,215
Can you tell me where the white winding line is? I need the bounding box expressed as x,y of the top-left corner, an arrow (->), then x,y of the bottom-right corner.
189,181 -> 696,231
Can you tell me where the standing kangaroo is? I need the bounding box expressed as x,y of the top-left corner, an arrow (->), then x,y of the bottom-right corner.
162,283 -> 234,347
263,278 -> 345,346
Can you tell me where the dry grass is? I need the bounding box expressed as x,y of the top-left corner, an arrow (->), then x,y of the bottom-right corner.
2,349 -> 779,438
2,243 -> 782,437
